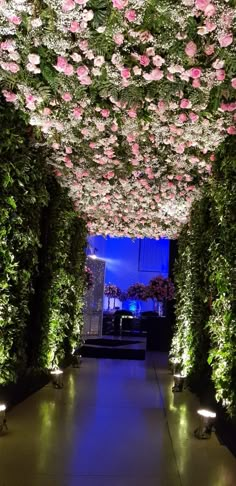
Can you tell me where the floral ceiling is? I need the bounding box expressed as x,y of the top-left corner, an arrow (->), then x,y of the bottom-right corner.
0,0 -> 235,238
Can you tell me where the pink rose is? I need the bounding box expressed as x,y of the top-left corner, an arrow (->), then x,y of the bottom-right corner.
8,15 -> 21,25
144,68 -> 163,81
127,132 -> 136,142
140,31 -> 153,43
112,0 -> 128,9
219,34 -> 233,48
64,64 -> 74,76
231,78 -> 236,89
111,123 -> 118,132
121,67 -> 131,78
77,65 -> 89,78
216,69 -> 225,81
175,144 -> 185,154
62,0 -> 75,12
195,0 -> 210,10
139,55 -> 150,66
151,68 -> 163,80
180,98 -> 191,109
52,143 -> 60,150
55,56 -> 68,72
205,21 -> 216,33
65,146 -> 72,154
73,107 -> 83,118
189,67 -> 202,78
125,10 -> 137,22
96,122 -> 105,131
8,62 -> 20,73
101,109 -> 110,118
79,40 -> 89,51
204,4 -> 216,17
189,112 -> 199,123
2,90 -> 17,102
62,92 -> 72,101
152,55 -> 165,67
158,100 -> 166,112
185,41 -> 197,58
69,21 -> 80,33
227,126 -> 236,135
205,44 -> 215,55
167,73 -> 175,82
127,109 -> 137,118
178,113 -> 188,123
80,76 -> 92,85
221,12 -> 234,29
42,108 -> 51,116
1,40 -> 15,51
212,59 -> 224,70
113,33 -> 124,45
131,143 -> 139,155
81,128 -> 89,136
104,171 -> 115,179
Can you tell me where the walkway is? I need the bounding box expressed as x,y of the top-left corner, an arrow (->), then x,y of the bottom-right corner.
0,354 -> 236,486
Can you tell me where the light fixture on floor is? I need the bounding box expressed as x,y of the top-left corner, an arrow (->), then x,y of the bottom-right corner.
194,409 -> 216,439
50,369 -> 64,389
172,373 -> 186,392
0,404 -> 8,434
72,352 -> 82,368
171,358 -> 180,375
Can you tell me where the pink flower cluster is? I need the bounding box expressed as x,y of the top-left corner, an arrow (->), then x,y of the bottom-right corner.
0,0 -> 235,239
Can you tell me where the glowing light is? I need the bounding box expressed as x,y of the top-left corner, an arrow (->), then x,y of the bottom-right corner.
88,254 -> 97,259
174,374 -> 187,379
0,404 -> 6,412
197,409 -> 216,419
50,369 -> 63,375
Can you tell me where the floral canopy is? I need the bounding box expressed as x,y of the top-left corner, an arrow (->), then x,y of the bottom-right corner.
0,0 -> 235,238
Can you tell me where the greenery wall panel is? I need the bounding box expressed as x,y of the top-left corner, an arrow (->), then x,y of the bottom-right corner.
0,100 -> 87,385
170,139 -> 236,416
37,180 -> 87,370
0,100 -> 49,384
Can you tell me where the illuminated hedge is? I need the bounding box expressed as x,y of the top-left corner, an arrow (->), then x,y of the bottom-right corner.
171,139 -> 236,416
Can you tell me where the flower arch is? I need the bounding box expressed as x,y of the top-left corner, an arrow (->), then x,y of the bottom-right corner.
0,0 -> 235,238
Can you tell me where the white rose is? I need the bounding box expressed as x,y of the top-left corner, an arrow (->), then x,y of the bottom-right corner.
28,53 -> 40,65
94,55 -> 105,67
84,10 -> 94,21
97,26 -> 106,33
31,18 -> 42,28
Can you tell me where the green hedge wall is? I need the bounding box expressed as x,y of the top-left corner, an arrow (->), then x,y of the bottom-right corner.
0,100 -> 87,385
0,101 -> 49,384
170,139 -> 236,416
37,180 -> 87,370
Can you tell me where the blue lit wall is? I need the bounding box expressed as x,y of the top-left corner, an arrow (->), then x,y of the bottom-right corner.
88,236 -> 170,311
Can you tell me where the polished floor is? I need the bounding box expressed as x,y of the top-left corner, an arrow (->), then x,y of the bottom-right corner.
0,353 -> 236,486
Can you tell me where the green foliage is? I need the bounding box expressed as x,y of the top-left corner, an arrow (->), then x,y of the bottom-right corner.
38,181 -> 87,369
170,139 -> 236,416
0,100 -> 87,384
0,100 -> 49,384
